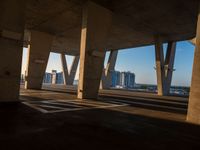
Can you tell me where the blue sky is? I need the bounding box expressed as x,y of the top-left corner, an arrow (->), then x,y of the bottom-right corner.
21,41 -> 195,87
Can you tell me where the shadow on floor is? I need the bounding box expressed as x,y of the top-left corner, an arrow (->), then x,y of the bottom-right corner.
0,93 -> 200,150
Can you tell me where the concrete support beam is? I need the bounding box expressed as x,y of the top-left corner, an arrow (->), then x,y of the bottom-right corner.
0,0 -> 26,102
155,37 -> 166,96
155,37 -> 176,96
101,50 -> 118,89
187,4 -> 200,124
60,53 -> 79,85
60,53 -> 68,85
78,2 -> 112,99
164,42 -> 176,94
69,56 -> 79,85
25,31 -> 53,89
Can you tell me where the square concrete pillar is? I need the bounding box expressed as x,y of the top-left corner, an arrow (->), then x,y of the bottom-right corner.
78,2 -> 112,99
0,0 -> 26,102
187,4 -> 200,124
25,31 -> 54,90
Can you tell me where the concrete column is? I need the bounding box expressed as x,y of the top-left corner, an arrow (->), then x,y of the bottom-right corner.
78,1 -> 112,99
155,37 -> 176,96
0,0 -> 26,102
187,4 -> 200,124
25,31 -> 53,89
68,56 -> 79,85
155,37 -> 166,96
60,53 -> 79,85
101,50 -> 118,89
60,53 -> 69,85
164,42 -> 176,95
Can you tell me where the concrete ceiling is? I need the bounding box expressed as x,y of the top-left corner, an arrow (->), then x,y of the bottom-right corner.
24,0 -> 199,55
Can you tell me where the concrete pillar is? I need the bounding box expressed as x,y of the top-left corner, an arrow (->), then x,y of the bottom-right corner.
60,53 -> 69,85
78,1 -> 112,99
60,53 -> 79,85
68,56 -> 79,85
164,42 -> 176,95
101,50 -> 118,89
187,4 -> 200,124
155,37 -> 166,96
0,0 -> 26,102
155,37 -> 176,96
25,31 -> 53,89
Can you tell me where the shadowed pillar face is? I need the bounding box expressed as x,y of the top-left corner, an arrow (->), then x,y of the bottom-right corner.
0,0 -> 26,102
60,54 -> 79,86
187,4 -> 200,125
25,31 -> 53,90
78,1 -> 112,99
100,50 -> 118,89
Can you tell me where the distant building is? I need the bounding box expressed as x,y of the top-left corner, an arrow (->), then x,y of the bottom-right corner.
110,71 -> 135,88
51,70 -> 57,84
43,73 -> 52,84
56,72 -> 64,84
111,70 -> 120,87
43,70 -> 64,84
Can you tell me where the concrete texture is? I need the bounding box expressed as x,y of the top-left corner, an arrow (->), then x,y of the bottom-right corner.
60,53 -> 79,85
0,0 -> 26,102
155,37 -> 176,96
25,30 -> 53,89
187,5 -> 200,124
0,88 -> 199,150
101,50 -> 118,89
78,2 -> 112,99
22,0 -> 199,55
155,36 -> 166,96
164,42 -> 176,94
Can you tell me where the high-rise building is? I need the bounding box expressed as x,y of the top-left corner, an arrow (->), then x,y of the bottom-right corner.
110,71 -> 135,88
111,70 -> 120,87
56,72 -> 64,84
43,73 -> 52,83
43,70 -> 64,84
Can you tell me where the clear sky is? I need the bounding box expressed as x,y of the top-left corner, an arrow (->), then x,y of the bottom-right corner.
21,41 -> 195,87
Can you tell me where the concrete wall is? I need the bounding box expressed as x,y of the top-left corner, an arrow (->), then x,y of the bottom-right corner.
0,0 -> 26,102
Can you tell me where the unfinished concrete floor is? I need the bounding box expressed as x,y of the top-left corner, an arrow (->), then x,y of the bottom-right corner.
0,88 -> 200,150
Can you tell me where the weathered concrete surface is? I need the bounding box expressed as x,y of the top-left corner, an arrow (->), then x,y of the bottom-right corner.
78,2 -> 112,99
60,53 -> 79,85
155,37 -> 176,96
155,36 -> 166,96
25,31 -> 53,89
101,50 -> 118,89
1,88 -> 198,149
187,5 -> 200,125
0,0 -> 26,101
164,42 -> 176,94
22,0 -> 199,55
60,53 -> 68,84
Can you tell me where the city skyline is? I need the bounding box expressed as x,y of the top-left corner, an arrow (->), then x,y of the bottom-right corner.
21,41 -> 195,87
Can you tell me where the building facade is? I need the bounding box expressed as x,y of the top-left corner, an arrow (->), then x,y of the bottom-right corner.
110,71 -> 135,89
43,70 -> 64,84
